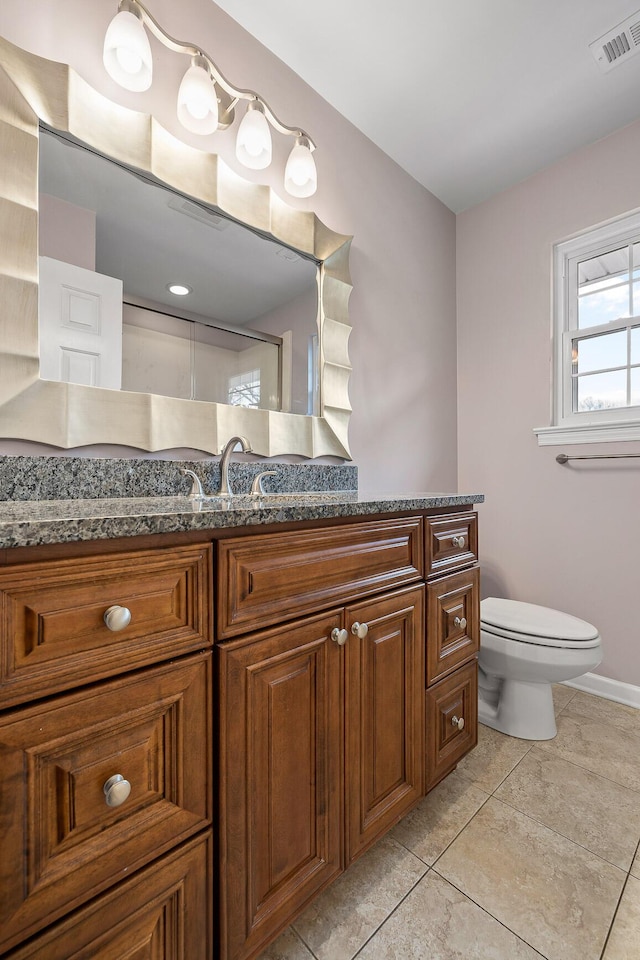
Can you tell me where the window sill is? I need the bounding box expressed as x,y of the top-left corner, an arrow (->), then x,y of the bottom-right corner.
534,421 -> 640,446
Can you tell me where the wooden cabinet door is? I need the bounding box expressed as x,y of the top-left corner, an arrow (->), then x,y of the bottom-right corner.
426,567 -> 480,685
0,653 -> 212,954
6,833 -> 213,960
218,612 -> 343,960
426,660 -> 478,791
344,585 -> 425,864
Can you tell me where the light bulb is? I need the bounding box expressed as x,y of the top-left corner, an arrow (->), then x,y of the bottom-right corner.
103,8 -> 152,92
284,137 -> 317,198
236,102 -> 272,170
177,56 -> 219,135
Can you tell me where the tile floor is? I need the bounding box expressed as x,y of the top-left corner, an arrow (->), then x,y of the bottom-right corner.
257,685 -> 640,960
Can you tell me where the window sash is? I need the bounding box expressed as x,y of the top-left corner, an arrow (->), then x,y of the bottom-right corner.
554,211 -> 640,428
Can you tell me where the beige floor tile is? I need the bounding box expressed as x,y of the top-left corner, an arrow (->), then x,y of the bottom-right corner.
565,690 -> 640,736
495,748 -> 640,870
563,691 -> 640,735
537,713 -> 640,793
292,835 -> 427,960
435,797 -> 625,960
356,871 -> 543,959
602,876 -> 640,960
552,682 -> 577,714
391,769 -> 489,865
631,850 -> 640,880
257,927 -> 315,960
455,721 -> 533,793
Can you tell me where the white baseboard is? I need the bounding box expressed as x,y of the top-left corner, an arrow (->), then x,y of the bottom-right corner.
563,673 -> 640,710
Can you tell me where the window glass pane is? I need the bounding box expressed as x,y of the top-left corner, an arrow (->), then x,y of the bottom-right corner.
633,241 -> 640,272
631,368 -> 640,406
576,370 -> 627,411
631,326 -> 640,365
633,281 -> 640,317
576,330 -> 627,374
578,246 -> 629,292
578,285 -> 629,328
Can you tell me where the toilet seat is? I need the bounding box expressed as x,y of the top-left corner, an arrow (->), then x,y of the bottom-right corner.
481,598 -> 601,650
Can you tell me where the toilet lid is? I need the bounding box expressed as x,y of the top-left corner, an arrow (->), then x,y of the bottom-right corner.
481,598 -> 600,643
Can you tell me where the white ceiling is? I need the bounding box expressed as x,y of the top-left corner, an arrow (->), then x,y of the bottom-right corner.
212,0 -> 640,212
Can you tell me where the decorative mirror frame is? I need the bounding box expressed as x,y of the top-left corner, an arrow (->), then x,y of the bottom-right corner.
0,36 -> 352,458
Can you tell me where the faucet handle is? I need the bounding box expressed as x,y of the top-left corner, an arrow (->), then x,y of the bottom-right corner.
251,471 -> 278,495
181,468 -> 206,499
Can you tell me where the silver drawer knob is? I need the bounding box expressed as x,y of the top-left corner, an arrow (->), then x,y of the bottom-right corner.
453,616 -> 467,630
103,774 -> 131,807
351,621 -> 369,639
451,715 -> 465,731
331,627 -> 348,646
103,605 -> 132,631
452,535 -> 466,549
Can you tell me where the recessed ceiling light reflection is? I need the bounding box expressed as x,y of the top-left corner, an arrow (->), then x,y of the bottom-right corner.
167,283 -> 192,296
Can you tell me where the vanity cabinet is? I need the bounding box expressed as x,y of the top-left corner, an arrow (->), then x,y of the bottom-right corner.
0,543 -> 214,958
0,504 -> 479,960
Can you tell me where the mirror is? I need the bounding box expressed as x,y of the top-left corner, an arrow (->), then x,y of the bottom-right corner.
38,127 -> 320,416
0,35 -> 352,458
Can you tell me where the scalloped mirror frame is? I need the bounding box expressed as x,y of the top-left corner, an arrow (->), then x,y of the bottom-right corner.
0,35 -> 352,458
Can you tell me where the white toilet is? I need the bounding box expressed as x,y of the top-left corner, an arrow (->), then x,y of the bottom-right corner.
478,597 -> 603,740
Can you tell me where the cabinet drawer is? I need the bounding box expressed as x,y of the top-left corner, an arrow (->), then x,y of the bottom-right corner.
425,512 -> 478,577
426,661 -> 478,791
5,833 -> 213,959
0,543 -> 212,707
218,517 -> 424,638
427,566 -> 480,685
0,653 -> 212,954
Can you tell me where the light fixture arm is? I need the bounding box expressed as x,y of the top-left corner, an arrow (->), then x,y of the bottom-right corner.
119,0 -> 315,147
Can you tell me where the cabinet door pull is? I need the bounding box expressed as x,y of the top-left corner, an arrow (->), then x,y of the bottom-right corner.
103,605 -> 132,631
351,621 -> 369,639
453,616 -> 467,630
103,774 -> 132,807
331,627 -> 348,646
451,535 -> 466,549
451,715 -> 465,731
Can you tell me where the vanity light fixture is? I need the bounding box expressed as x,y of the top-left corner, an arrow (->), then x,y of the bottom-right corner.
103,0 -> 318,197
167,283 -> 192,296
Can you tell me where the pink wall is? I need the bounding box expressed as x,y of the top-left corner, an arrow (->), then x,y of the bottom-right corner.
39,195 -> 96,270
457,119 -> 640,686
0,0 -> 458,491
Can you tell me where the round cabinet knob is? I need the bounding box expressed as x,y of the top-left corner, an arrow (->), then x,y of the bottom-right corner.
103,774 -> 132,807
452,535 -> 466,549
103,605 -> 132,632
331,627 -> 348,647
451,715 -> 465,731
453,616 -> 467,630
351,621 -> 369,639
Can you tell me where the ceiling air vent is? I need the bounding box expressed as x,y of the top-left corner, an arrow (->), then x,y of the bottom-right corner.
589,10 -> 640,71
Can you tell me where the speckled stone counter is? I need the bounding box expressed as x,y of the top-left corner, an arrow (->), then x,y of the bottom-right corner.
0,492 -> 484,550
0,456 -> 358,501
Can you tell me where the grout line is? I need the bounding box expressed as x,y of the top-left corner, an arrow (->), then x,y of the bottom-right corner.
349,867 -> 431,959
429,868 -> 549,959
599,836 -> 640,960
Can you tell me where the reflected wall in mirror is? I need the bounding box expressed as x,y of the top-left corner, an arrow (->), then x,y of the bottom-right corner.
0,35 -> 352,458
38,128 -> 320,416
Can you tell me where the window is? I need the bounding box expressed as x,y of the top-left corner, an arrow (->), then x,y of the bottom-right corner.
228,369 -> 261,408
535,210 -> 640,445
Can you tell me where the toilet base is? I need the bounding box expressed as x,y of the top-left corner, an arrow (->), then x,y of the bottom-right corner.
478,676 -> 557,740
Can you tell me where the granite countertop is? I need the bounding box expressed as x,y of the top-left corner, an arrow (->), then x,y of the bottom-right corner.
0,491 -> 484,549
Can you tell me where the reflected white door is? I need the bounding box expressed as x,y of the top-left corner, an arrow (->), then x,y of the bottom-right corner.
38,256 -> 123,389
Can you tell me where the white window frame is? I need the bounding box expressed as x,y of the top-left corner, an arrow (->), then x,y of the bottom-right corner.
535,209 -> 640,446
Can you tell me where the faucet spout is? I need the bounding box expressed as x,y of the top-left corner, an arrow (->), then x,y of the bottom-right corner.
218,435 -> 252,496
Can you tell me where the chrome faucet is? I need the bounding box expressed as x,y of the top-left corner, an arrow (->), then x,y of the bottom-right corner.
181,468 -> 206,500
218,436 -> 252,496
